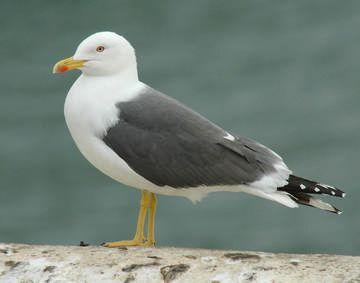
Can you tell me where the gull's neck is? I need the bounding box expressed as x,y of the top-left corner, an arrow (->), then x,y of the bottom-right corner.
80,65 -> 139,89
69,64 -> 142,105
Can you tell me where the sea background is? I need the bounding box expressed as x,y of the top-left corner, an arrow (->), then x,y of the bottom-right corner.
0,0 -> 359,255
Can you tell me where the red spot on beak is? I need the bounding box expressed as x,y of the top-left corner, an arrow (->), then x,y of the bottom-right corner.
58,65 -> 69,73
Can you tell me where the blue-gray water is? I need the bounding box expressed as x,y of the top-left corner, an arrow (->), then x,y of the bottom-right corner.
0,1 -> 359,255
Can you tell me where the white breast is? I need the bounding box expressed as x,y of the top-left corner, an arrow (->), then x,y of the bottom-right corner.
64,75 -> 155,190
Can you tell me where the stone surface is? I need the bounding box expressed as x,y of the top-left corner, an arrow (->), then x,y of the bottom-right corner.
0,243 -> 359,282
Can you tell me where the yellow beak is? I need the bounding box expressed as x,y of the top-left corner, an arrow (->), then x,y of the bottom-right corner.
52,57 -> 86,74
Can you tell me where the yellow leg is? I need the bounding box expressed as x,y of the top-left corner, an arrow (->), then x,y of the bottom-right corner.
144,193 -> 157,247
102,191 -> 151,247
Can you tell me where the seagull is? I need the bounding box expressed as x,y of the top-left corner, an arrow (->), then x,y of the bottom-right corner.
53,32 -> 345,247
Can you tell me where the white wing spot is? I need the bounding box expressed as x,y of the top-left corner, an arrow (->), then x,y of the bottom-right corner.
314,187 -> 321,192
224,132 -> 235,141
331,191 -> 336,195
300,184 -> 306,190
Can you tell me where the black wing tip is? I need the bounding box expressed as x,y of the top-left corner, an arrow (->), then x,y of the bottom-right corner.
281,175 -> 346,198
318,183 -> 346,198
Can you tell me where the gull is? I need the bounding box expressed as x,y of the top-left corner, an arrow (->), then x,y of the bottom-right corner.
53,32 -> 345,247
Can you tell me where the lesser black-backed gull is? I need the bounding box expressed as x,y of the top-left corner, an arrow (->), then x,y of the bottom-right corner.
53,32 -> 345,247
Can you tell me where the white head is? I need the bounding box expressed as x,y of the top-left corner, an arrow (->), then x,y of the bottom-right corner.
53,32 -> 138,77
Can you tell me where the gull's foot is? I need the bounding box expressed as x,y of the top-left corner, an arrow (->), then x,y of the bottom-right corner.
101,239 -> 146,248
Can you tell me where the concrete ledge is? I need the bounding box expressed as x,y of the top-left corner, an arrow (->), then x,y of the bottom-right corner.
0,243 -> 359,282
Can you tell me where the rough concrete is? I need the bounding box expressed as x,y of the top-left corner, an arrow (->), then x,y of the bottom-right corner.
0,243 -> 359,282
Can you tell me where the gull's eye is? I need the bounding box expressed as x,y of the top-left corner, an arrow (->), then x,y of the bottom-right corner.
96,46 -> 105,52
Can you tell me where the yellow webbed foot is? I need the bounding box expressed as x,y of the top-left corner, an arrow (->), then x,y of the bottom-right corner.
102,191 -> 158,248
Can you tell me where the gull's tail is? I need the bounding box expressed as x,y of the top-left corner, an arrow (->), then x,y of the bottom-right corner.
278,175 -> 346,214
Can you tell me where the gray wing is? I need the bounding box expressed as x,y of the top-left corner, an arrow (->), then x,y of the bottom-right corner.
102,85 -> 284,188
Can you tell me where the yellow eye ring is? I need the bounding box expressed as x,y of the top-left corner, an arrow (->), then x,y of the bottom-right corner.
96,46 -> 105,52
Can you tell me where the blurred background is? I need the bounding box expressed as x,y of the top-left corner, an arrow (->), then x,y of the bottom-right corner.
0,0 -> 359,255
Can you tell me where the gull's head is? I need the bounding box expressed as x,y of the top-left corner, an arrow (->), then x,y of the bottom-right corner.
53,32 -> 136,76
